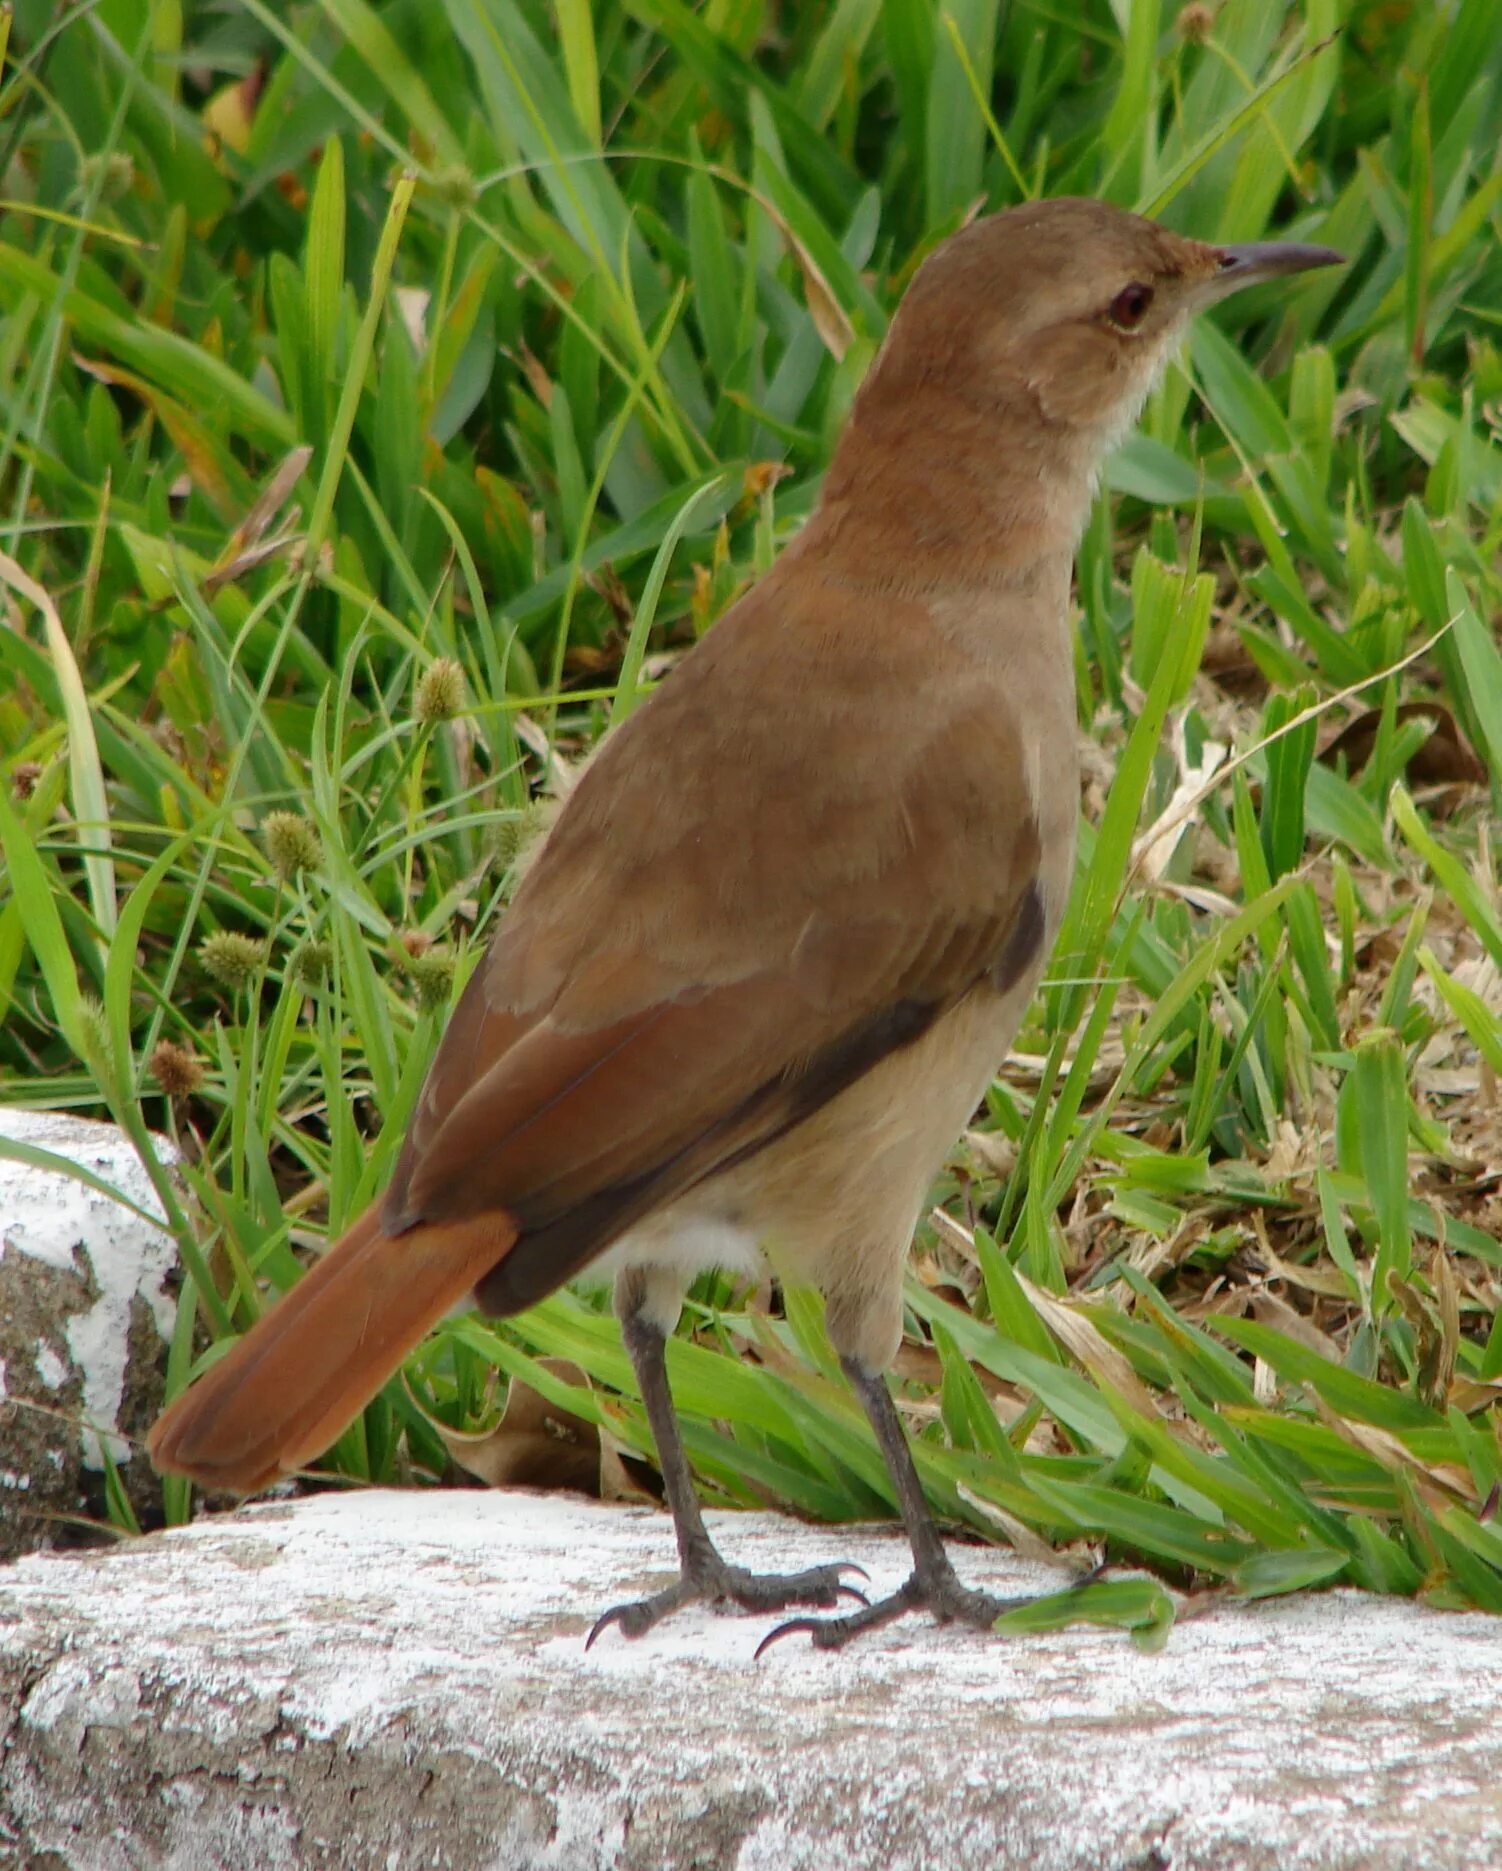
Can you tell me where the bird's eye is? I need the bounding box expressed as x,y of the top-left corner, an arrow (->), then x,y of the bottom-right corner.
1107,282 -> 1155,331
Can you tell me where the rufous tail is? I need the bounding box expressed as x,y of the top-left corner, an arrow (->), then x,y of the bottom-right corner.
148,1203 -> 518,1494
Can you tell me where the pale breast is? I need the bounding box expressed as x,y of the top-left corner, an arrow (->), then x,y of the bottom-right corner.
603,956 -> 1048,1369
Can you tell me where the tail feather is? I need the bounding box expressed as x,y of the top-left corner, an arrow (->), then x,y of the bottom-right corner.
148,1203 -> 518,1495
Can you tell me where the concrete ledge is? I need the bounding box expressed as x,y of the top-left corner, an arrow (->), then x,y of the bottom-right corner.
2,1490 -> 1499,1869
0,1110 -> 177,1553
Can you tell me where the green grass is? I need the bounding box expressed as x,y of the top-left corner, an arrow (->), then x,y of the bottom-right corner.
3,0 -> 1502,1624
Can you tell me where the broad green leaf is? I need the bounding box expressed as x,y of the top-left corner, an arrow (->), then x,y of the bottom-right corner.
994,1576 -> 1177,1649
1234,1545 -> 1350,1598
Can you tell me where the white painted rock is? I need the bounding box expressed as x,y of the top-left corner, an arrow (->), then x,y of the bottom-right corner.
3,1489 -> 1500,1869
0,1109 -> 178,1555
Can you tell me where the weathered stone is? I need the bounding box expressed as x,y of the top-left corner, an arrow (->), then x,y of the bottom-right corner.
0,1110 -> 178,1556
2,1489 -> 1500,1869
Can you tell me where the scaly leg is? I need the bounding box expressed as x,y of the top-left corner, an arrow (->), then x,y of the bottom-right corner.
586,1303 -> 867,1646
758,1357 -> 1090,1655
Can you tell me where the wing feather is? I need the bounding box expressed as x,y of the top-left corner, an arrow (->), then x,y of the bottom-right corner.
383,574 -> 1050,1311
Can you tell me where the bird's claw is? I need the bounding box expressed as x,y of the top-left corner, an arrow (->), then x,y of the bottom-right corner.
584,1556 -> 868,1648
754,1561 -> 1105,1656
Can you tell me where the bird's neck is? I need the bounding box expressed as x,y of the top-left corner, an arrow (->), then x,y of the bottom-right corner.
804,371 -> 1103,606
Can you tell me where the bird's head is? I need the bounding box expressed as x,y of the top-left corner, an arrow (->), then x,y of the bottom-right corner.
814,197 -> 1343,580
889,196 -> 1343,445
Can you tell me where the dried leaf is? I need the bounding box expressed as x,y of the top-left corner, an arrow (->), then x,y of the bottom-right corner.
1132,713 -> 1229,883
1015,1271 -> 1163,1419
956,1483 -> 1086,1570
393,285 -> 429,356
201,67 -> 262,158
1310,1394 -> 1475,1508
431,1357 -> 652,1501
1247,1289 -> 1345,1361
758,207 -> 854,360
224,446 -> 313,558
74,354 -> 237,519
1319,702 -> 1486,786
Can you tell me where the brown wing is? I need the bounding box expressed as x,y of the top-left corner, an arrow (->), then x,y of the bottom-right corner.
383,565 -> 1044,1313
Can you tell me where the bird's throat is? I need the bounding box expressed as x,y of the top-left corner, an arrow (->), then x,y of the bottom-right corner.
812,376 -> 1106,600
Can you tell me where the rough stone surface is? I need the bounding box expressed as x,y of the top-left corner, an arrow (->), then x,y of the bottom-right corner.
0,1110 -> 178,1557
2,1489 -> 1500,1869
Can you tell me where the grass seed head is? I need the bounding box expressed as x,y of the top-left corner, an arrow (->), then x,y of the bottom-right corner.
406,946 -> 455,1012
201,930 -> 267,988
1176,3 -> 1214,41
293,939 -> 332,986
150,1038 -> 206,1097
262,810 -> 322,879
415,657 -> 465,724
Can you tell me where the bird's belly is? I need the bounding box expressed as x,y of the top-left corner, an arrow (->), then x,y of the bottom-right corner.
591,1210 -> 768,1290
744,978 -> 1027,1253
596,975 -> 1034,1356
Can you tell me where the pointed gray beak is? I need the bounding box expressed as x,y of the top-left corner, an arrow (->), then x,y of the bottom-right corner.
1202,239 -> 1345,302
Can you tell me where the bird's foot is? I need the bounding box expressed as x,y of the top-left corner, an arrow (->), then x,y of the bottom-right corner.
586,1554 -> 869,1647
755,1556 -> 1099,1656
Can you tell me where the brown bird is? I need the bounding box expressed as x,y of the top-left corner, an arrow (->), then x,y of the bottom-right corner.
150,199 -> 1341,1649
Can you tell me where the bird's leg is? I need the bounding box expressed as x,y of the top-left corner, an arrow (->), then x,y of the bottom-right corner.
586,1301 -> 867,1645
758,1358 -> 1085,1655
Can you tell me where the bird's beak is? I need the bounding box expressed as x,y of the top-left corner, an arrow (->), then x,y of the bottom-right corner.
1199,239 -> 1346,303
